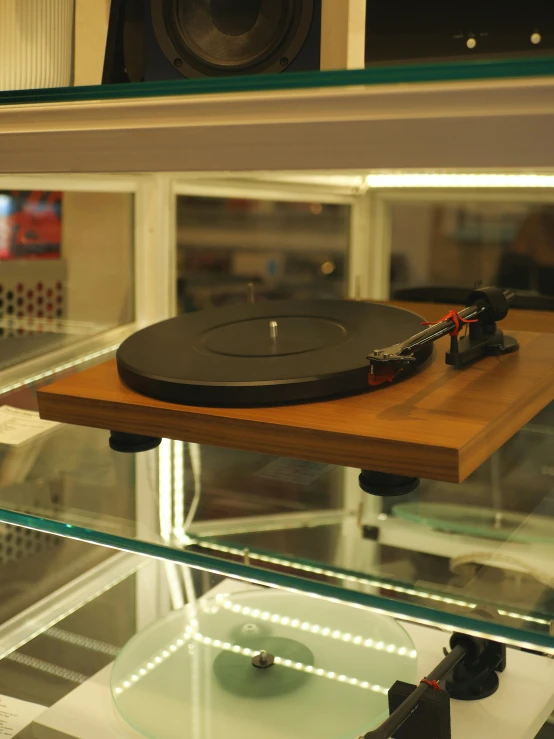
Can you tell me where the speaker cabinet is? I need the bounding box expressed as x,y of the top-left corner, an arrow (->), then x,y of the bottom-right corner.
365,0 -> 554,63
103,0 -> 321,83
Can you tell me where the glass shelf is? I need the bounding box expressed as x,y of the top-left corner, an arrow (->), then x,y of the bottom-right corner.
1,367 -> 554,654
2,56 -> 554,107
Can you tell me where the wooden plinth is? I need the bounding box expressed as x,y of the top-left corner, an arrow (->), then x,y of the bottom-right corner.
37,329 -> 554,483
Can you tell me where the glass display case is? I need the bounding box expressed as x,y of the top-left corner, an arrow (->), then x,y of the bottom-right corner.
2,38 -> 554,734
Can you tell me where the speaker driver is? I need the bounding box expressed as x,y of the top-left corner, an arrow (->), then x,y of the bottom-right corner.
151,0 -> 315,77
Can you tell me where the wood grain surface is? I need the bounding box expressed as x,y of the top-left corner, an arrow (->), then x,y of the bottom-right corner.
37,323 -> 554,483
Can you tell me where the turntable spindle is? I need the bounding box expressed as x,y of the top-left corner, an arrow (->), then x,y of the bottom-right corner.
269,321 -> 278,341
252,649 -> 275,668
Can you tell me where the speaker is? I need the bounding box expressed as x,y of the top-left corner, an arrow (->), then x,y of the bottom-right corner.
103,0 -> 321,84
365,0 -> 554,64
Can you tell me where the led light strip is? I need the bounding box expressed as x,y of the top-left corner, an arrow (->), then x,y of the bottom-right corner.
187,538 -> 477,610
7,652 -> 88,684
46,627 -> 120,657
113,631 -> 193,696
190,632 -> 389,695
173,440 -> 185,540
497,610 -> 550,626
0,344 -> 119,397
217,596 -> 417,659
191,540 -> 553,628
113,621 -> 389,697
364,173 -> 554,189
187,539 -> 553,631
159,438 -> 173,543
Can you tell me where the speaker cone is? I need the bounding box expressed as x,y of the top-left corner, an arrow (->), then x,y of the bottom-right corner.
151,0 -> 314,77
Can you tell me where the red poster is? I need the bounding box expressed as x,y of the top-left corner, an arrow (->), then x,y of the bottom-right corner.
0,191 -> 62,260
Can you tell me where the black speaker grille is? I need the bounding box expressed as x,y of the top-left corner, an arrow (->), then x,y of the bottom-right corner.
177,0 -> 294,68
151,0 -> 314,77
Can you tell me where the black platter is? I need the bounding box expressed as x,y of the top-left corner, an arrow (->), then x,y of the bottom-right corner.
116,300 -> 433,406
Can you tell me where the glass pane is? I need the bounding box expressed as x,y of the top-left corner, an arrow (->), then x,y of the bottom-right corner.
0,189 -> 134,372
389,197 -> 554,308
1,360 -> 554,652
176,195 -> 348,311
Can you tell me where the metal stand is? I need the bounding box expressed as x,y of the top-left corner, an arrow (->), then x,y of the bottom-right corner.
362,634 -> 506,739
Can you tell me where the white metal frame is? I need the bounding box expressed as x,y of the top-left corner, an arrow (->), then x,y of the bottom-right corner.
4,77 -> 554,173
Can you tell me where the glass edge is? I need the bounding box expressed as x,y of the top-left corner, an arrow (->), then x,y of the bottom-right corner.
0,508 -> 552,652
2,55 -> 554,107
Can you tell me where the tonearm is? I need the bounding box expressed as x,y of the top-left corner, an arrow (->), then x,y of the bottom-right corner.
367,286 -> 519,385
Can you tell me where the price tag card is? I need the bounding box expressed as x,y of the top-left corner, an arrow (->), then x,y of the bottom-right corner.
0,406 -> 60,447
0,694 -> 45,737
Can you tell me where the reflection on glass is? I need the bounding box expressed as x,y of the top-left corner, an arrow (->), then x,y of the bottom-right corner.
0,551 -> 142,708
389,199 -> 554,308
0,190 -> 134,372
176,196 -> 348,312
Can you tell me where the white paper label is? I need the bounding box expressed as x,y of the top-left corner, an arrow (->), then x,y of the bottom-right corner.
253,458 -> 332,486
0,695 -> 45,737
0,406 -> 60,446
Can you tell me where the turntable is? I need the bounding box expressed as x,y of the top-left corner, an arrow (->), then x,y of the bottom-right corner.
37,287 -> 554,483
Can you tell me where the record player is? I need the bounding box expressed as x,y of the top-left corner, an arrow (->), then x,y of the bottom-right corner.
37,285 -> 554,484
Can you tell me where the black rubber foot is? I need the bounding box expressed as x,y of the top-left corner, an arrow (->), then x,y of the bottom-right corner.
359,470 -> 420,497
109,431 -> 162,453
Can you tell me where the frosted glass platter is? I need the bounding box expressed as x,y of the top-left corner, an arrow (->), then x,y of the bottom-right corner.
393,502 -> 554,543
111,587 -> 418,739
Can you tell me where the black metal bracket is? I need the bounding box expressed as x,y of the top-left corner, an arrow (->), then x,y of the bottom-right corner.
388,680 -> 451,739
445,633 -> 506,701
445,320 -> 519,368
362,634 -> 506,739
